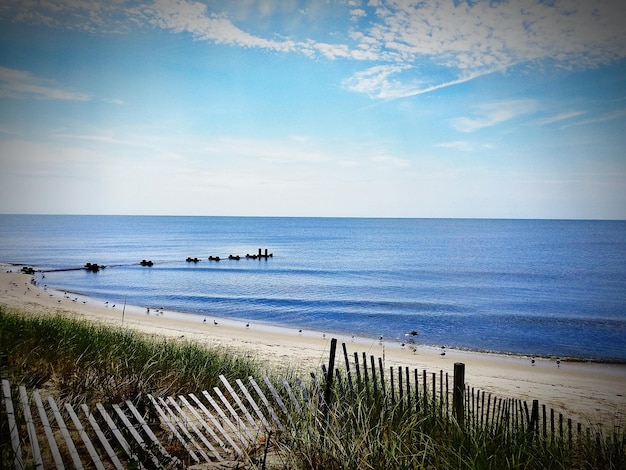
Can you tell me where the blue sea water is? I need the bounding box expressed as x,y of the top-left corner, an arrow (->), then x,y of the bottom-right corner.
1,215 -> 625,362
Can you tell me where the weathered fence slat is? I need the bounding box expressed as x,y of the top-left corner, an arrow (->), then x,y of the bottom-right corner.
369,355 -> 378,399
188,393 -> 242,455
161,396 -> 209,463
236,378 -> 270,430
19,386 -> 43,469
48,395 -> 84,470
179,395 -> 228,454
342,343 -> 355,397
156,396 -> 202,463
65,402 -> 106,470
414,368 -> 420,413
33,390 -> 64,470
2,379 -> 24,470
404,367 -> 411,409
249,377 -> 285,432
296,378 -> 310,403
166,396 -> 220,461
378,358 -> 386,398
281,378 -> 301,412
398,366 -> 403,408
213,387 -> 255,441
360,352 -> 368,395
115,400 -> 163,468
258,376 -> 288,428
353,352 -> 362,392
422,369 -> 428,412
125,400 -> 173,461
220,375 -> 259,431
310,372 -> 322,404
96,402 -> 133,460
202,390 -> 250,446
81,404 -> 125,470
432,373 -> 437,413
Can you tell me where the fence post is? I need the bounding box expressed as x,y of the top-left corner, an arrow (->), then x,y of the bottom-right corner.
529,400 -> 539,439
323,339 -> 338,410
342,343 -> 354,397
453,362 -> 465,427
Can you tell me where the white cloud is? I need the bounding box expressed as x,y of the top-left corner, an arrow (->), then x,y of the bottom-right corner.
342,64 -> 417,99
0,67 -> 90,101
342,0 -> 626,98
4,0 -> 626,100
451,99 -> 538,132
537,111 -> 586,125
561,108 -> 626,128
434,141 -> 474,152
350,8 -> 367,20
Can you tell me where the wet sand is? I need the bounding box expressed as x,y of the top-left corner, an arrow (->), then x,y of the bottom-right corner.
1,264 -> 624,427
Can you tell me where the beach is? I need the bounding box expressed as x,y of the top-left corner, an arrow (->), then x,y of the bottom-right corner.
2,264 -> 625,428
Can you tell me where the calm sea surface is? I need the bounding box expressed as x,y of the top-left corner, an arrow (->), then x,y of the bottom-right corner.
1,215 -> 625,362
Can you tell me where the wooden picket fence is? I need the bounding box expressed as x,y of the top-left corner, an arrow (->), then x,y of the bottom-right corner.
1,339 -> 613,468
319,339 -> 610,446
1,374 -> 295,468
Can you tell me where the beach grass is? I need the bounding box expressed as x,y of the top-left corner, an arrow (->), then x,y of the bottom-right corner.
1,306 -> 624,469
0,306 -> 262,406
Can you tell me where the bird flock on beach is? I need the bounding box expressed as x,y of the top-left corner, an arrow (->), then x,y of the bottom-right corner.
11,271 -> 565,368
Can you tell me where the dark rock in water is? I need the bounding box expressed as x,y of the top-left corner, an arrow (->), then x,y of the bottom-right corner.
140,259 -> 153,266
84,262 -> 105,272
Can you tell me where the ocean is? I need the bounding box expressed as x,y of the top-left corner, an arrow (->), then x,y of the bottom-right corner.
1,215 -> 625,362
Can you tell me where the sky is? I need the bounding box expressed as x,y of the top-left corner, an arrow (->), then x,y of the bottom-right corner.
0,0 -> 625,219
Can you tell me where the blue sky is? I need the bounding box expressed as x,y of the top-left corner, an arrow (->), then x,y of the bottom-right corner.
0,0 -> 625,219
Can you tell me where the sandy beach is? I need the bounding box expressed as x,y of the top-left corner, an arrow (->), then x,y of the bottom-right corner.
2,263 -> 625,428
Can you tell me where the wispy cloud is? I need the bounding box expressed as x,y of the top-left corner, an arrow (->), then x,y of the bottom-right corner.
3,0 -> 626,100
0,67 -> 90,101
434,141 -> 474,152
561,108 -> 626,128
537,111 -> 586,125
451,99 -> 538,132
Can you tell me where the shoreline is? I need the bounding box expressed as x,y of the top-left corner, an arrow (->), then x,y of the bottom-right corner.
2,263 -> 625,427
